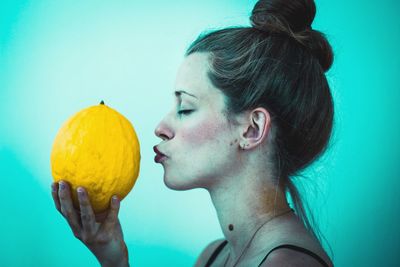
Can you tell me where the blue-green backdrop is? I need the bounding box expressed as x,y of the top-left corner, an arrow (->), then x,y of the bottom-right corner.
1,0 -> 399,266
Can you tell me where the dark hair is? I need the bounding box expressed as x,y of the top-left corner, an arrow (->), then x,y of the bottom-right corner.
185,0 -> 334,246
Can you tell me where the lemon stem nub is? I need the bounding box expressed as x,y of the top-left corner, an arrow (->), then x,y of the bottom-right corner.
100,100 -> 105,105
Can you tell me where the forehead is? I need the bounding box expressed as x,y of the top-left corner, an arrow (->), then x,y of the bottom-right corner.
174,52 -> 221,102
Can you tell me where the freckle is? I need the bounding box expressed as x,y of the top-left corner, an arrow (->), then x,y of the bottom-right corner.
228,224 -> 234,231
234,139 -> 238,143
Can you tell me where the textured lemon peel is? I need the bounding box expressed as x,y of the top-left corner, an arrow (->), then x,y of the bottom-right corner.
51,103 -> 140,213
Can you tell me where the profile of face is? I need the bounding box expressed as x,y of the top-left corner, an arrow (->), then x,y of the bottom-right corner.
154,52 -> 242,191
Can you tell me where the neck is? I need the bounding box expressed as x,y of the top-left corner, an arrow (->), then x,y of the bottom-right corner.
208,170 -> 291,261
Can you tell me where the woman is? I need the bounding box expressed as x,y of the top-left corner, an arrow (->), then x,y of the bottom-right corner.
51,0 -> 334,266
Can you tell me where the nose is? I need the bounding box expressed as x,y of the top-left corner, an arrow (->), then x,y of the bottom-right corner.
154,118 -> 174,141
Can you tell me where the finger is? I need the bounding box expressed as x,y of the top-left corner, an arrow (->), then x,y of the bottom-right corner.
77,187 -> 96,234
95,210 -> 109,223
51,182 -> 61,212
59,180 -> 82,235
100,195 -> 120,231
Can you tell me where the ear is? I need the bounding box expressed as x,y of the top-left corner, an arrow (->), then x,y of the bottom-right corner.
239,107 -> 271,150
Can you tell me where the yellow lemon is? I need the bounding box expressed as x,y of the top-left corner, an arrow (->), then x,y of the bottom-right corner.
50,101 -> 140,213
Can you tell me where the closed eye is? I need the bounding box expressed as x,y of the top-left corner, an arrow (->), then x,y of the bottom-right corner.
177,110 -> 194,116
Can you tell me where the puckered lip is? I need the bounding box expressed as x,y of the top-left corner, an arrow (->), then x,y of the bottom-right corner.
153,145 -> 167,157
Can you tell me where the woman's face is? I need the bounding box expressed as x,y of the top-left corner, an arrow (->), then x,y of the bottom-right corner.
154,52 -> 240,190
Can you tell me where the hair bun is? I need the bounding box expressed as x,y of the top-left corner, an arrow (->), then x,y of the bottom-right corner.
250,0 -> 333,72
301,30 -> 334,72
250,0 -> 316,33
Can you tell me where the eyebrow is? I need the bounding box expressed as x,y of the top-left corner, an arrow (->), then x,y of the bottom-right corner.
174,90 -> 198,99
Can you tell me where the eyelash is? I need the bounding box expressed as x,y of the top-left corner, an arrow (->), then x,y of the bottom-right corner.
177,110 -> 194,116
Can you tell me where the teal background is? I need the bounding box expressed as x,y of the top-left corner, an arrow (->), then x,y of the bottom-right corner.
0,0 -> 399,266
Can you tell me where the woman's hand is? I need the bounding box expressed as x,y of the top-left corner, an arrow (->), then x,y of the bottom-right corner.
51,180 -> 129,267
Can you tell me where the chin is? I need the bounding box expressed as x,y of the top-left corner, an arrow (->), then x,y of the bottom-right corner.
163,173 -> 203,191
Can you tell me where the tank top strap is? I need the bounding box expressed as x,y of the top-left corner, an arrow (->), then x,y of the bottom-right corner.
204,240 -> 228,267
258,244 -> 330,267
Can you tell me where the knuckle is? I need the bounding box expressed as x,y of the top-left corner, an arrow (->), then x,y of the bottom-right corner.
60,206 -> 66,216
81,234 -> 94,244
111,202 -> 119,211
79,197 -> 90,206
65,209 -> 75,219
59,190 -> 67,199
96,234 -> 111,245
103,220 -> 116,230
81,213 -> 94,222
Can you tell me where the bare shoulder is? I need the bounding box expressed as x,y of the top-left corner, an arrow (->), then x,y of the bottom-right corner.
256,214 -> 333,267
259,247 -> 333,267
194,238 -> 226,267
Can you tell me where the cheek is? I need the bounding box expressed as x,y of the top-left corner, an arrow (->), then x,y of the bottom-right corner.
180,117 -> 225,147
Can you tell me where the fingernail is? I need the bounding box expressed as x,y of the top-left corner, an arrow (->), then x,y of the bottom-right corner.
112,195 -> 119,204
77,187 -> 84,195
51,183 -> 56,192
59,181 -> 65,190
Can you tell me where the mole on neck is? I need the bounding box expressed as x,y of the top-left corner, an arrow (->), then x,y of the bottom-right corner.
228,224 -> 234,231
